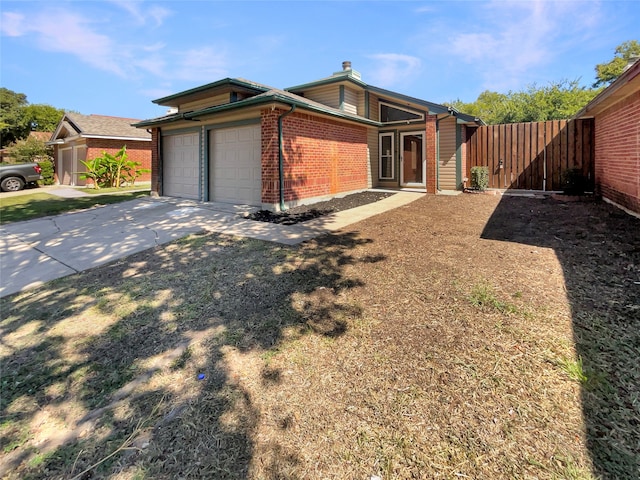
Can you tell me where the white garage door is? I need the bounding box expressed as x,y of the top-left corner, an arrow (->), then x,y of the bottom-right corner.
163,133 -> 199,199
209,125 -> 261,205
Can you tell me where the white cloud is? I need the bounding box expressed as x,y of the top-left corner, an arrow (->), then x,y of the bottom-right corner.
367,53 -> 422,88
1,6 -> 229,85
429,0 -> 603,91
173,46 -> 229,82
0,12 -> 25,36
1,10 -> 127,77
109,0 -> 171,26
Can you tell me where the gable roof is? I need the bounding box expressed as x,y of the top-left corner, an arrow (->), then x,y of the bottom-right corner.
135,65 -> 484,127
49,113 -> 151,143
134,85 -> 381,128
153,78 -> 272,107
286,65 -> 484,124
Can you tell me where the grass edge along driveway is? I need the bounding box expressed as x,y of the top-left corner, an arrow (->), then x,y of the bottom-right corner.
0,190 -> 150,225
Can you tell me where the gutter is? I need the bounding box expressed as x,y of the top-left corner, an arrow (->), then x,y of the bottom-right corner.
278,104 -> 296,211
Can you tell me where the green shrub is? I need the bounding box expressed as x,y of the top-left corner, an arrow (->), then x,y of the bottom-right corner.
37,159 -> 55,185
470,166 -> 489,191
560,168 -> 587,195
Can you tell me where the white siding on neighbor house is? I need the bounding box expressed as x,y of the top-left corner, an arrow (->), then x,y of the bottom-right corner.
343,87 -> 359,115
438,117 -> 457,190
180,93 -> 231,113
303,85 -> 340,110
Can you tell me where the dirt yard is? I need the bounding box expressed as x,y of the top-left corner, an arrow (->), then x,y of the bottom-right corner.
1,193 -> 638,479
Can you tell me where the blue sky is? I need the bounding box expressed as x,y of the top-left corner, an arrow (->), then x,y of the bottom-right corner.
1,0 -> 638,121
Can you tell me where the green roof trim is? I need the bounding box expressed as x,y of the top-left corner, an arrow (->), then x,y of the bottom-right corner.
152,78 -> 271,105
134,88 -> 382,128
286,73 -> 367,92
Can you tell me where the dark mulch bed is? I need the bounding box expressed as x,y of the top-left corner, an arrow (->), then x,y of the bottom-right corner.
248,191 -> 395,225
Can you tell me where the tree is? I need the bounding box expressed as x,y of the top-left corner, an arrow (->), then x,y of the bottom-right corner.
593,40 -> 640,87
448,80 -> 600,125
23,104 -> 64,133
0,88 -> 66,148
5,135 -> 52,163
0,88 -> 30,147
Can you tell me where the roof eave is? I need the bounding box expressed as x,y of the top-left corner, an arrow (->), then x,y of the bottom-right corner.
152,78 -> 271,106
136,93 -> 381,128
286,74 -> 367,92
574,60 -> 640,119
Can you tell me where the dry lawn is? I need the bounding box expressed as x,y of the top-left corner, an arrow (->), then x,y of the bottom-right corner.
1,194 -> 638,479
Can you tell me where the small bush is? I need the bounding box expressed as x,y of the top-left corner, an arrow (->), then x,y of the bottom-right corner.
470,166 -> 489,191
560,168 -> 587,195
37,159 -> 55,185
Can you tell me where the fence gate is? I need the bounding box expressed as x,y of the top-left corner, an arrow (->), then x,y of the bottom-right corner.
466,119 -> 594,191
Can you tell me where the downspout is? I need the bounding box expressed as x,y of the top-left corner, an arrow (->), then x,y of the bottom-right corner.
157,127 -> 163,197
278,104 -> 296,211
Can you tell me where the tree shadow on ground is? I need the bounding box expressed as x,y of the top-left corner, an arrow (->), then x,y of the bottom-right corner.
481,195 -> 640,479
0,230 -> 381,479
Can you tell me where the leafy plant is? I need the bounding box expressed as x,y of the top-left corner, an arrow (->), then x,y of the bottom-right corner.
78,145 -> 147,189
470,166 -> 489,191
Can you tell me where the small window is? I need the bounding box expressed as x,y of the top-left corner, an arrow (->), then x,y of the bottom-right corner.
379,102 -> 424,124
379,133 -> 394,180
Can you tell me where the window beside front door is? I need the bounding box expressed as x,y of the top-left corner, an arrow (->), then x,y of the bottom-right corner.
379,132 -> 394,180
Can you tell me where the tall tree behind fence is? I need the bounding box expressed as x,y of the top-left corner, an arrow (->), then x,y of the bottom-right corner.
466,119 -> 594,191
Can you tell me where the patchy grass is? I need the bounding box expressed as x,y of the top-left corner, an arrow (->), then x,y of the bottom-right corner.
0,190 -> 150,224
1,194 -> 638,479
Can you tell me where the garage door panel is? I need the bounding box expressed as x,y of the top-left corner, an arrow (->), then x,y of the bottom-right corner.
163,133 -> 199,199
209,125 -> 261,205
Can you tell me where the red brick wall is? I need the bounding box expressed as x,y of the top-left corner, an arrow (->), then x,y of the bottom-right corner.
86,138 -> 152,183
594,89 -> 640,214
425,115 -> 437,194
261,109 -> 369,207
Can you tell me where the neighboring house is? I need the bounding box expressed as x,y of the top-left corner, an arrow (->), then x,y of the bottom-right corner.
575,58 -> 640,216
48,113 -> 152,186
134,62 -> 483,210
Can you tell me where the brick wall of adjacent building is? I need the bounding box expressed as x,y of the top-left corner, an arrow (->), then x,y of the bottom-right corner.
86,138 -> 152,183
594,89 -> 640,214
261,109 -> 369,207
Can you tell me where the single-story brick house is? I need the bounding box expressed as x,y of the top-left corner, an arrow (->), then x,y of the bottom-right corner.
575,57 -> 640,216
48,113 -> 152,186
134,62 -> 483,210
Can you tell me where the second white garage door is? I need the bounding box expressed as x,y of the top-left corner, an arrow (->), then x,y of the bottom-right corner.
209,125 -> 261,205
163,133 -> 200,199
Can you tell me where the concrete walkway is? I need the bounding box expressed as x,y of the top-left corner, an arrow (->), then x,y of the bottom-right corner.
0,191 -> 421,298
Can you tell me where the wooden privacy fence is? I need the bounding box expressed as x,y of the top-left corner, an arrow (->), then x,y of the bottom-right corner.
466,119 -> 594,191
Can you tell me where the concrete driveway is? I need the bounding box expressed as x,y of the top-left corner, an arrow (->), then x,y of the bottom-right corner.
0,193 -> 421,298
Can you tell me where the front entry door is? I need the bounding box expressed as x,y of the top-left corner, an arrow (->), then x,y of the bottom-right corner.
400,132 -> 425,186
